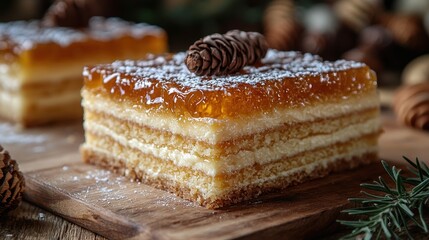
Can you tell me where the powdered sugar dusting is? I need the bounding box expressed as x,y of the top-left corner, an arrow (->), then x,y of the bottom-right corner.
0,122 -> 47,144
92,49 -> 365,92
55,167 -> 196,208
0,21 -> 85,49
152,194 -> 196,209
71,169 -> 128,203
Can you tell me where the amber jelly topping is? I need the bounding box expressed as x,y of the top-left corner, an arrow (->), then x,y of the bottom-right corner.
0,17 -> 164,55
83,50 -> 377,119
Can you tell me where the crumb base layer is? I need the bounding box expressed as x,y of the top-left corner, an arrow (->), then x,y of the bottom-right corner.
82,146 -> 376,209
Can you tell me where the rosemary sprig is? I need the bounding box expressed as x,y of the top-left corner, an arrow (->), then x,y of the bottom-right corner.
338,157 -> 429,240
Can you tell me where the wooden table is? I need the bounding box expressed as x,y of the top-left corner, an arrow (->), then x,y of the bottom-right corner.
1,109 -> 429,239
0,123 -> 104,239
0,202 -> 105,240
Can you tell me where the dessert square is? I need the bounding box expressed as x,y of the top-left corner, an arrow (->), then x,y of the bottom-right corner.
0,17 -> 167,126
81,50 -> 381,209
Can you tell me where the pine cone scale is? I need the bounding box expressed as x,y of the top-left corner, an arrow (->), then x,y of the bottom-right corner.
213,38 -> 233,61
1,145 -> 25,215
394,84 -> 429,131
211,48 -> 221,62
416,115 -> 429,130
185,52 -> 198,71
219,48 -> 229,67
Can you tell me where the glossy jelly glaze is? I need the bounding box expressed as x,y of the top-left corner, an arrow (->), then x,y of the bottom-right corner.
83,50 -> 377,119
0,17 -> 166,63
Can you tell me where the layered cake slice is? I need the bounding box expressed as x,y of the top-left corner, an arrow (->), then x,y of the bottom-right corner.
81,50 -> 381,209
0,17 -> 167,126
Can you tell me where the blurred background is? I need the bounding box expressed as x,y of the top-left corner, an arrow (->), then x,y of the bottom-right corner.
1,0 -> 429,91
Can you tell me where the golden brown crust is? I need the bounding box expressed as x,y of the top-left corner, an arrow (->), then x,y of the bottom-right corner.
81,145 -> 376,209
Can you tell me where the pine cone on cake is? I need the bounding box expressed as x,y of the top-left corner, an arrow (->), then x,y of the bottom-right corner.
42,0 -> 116,28
263,0 -> 302,50
185,30 -> 268,76
334,0 -> 383,32
1,145 -> 25,215
393,83 -> 429,131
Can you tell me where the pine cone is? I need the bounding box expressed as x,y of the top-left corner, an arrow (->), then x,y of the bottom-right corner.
1,145 -> 25,215
42,0 -> 115,28
379,13 -> 429,51
402,54 -> 429,85
185,30 -> 268,76
263,0 -> 302,50
334,0 -> 383,32
393,83 -> 429,131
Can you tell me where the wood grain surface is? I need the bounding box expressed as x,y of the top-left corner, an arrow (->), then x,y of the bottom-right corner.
1,111 -> 429,239
0,201 -> 105,240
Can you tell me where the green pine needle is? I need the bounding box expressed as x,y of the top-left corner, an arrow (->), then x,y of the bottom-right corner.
338,157 -> 429,240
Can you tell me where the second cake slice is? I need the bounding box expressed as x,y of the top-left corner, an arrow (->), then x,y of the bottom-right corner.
0,17 -> 167,126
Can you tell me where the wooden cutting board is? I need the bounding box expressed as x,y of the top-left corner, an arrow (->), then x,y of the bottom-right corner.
1,111 -> 429,240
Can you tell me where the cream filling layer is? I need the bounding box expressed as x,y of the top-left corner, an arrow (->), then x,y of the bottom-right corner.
82,90 -> 380,143
227,147 -> 376,196
0,63 -> 21,90
84,117 -> 379,176
88,145 -> 375,198
0,89 -> 22,120
0,88 -> 81,112
0,63 -> 84,90
29,91 -> 81,108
